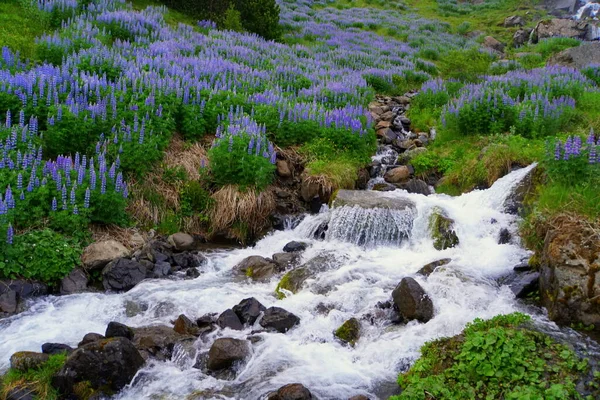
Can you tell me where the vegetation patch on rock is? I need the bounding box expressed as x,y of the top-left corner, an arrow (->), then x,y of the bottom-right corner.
391,313 -> 592,400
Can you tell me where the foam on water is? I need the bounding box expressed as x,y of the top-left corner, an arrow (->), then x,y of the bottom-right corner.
0,164 -> 560,400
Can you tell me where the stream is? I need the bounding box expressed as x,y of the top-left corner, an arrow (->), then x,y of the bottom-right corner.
0,163 -> 577,399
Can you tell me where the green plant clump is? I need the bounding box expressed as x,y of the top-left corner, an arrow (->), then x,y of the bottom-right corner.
391,313 -> 590,400
1,353 -> 67,400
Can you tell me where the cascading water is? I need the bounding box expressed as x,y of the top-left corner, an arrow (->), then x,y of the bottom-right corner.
0,164 -> 590,400
575,0 -> 600,20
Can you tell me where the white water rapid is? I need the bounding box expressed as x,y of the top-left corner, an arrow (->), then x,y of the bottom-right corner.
0,164 -> 572,400
575,0 -> 600,19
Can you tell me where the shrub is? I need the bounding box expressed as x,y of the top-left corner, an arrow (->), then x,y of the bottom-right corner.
0,228 -> 83,282
438,48 -> 494,82
391,313 -> 589,400
208,114 -> 276,190
223,5 -> 243,33
583,65 -> 600,87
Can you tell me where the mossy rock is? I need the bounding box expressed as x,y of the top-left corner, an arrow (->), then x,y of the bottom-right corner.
275,267 -> 310,299
9,351 -> 49,372
390,313 -> 596,400
334,318 -> 361,346
429,207 -> 459,250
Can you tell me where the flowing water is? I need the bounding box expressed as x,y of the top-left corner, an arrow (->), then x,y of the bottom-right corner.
575,0 -> 600,20
0,163 -> 578,400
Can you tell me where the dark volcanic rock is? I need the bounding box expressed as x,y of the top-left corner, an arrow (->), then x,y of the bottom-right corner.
267,383 -> 315,400
217,309 -> 244,331
42,343 -> 74,355
173,314 -> 201,336
132,325 -> 196,361
417,258 -> 451,277
59,269 -> 88,295
283,241 -> 308,253
172,252 -> 206,269
498,228 -> 511,244
105,321 -> 134,340
233,297 -> 266,325
206,338 -> 250,371
507,272 -> 540,298
260,307 -> 300,333
78,333 -> 104,346
10,352 -> 49,371
102,258 -> 147,292
392,277 -> 434,322
54,337 -> 144,394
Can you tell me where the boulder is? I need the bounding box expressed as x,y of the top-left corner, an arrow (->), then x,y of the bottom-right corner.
396,147 -> 427,165
233,256 -> 281,282
384,166 -> 411,184
172,252 -> 206,270
151,261 -> 172,278
272,252 -> 301,269
260,307 -> 300,333
82,240 -> 129,270
102,258 -> 147,292
267,384 -> 315,400
217,309 -> 244,330
59,268 -> 88,295
334,318 -> 361,346
429,207 -> 459,250
167,232 -> 194,251
300,179 -> 321,203
42,343 -> 73,355
185,268 -> 201,279
10,352 -> 49,372
54,337 -> 144,394
283,241 -> 308,253
232,297 -> 266,325
513,29 -> 531,47
392,277 -> 434,322
332,189 -> 415,211
276,253 -> 343,298
132,325 -> 196,361
503,271 -> 540,298
173,314 -> 201,336
418,258 -> 451,277
78,333 -> 104,346
105,321 -> 134,340
483,36 -> 505,54
206,338 -> 250,371
547,41 -> 600,69
504,15 -> 524,27
276,160 -> 292,178
0,286 -> 18,314
401,179 -> 430,195
540,218 -> 600,328
498,228 -> 511,244
535,18 -> 589,41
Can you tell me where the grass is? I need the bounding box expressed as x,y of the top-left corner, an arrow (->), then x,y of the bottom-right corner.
0,0 -> 47,60
0,354 -> 67,400
411,134 -> 543,195
131,0 -> 198,26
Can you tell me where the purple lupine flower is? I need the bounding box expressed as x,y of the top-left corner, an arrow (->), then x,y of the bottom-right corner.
590,144 -> 597,164
554,141 -> 561,161
19,191 -> 24,201
6,224 -> 13,245
101,174 -> 106,194
16,173 -> 22,190
73,205 -> 79,215
70,186 -> 76,205
84,187 -> 90,208
62,200 -> 67,211
51,197 -> 57,211
90,169 -> 97,190
122,183 -> 128,199
228,136 -> 233,152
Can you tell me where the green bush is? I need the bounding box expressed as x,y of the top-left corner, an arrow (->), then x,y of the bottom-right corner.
391,313 -> 589,400
1,229 -> 83,282
223,5 -> 244,32
438,47 -> 494,82
208,132 -> 276,191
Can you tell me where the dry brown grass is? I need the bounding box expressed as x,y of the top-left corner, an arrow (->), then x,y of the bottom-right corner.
90,224 -> 148,250
127,135 -> 208,230
209,185 -> 276,239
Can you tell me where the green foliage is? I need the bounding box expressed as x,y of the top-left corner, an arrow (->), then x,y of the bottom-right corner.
0,0 -> 48,60
391,313 -> 589,400
223,5 -> 244,32
583,65 -> 600,87
455,21 -> 471,35
1,353 -> 67,400
438,48 -> 494,82
0,229 -> 83,282
520,37 -> 582,60
180,180 -> 213,217
392,70 -> 430,94
208,133 -> 276,191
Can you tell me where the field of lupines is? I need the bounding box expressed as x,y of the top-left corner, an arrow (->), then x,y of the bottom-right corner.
0,0 -> 478,281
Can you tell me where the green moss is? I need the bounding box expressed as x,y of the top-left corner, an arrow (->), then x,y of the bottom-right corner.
429,207 -> 459,250
334,318 -> 361,346
1,353 -> 67,400
391,313 -> 592,400
275,268 -> 309,299
275,272 -> 292,299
